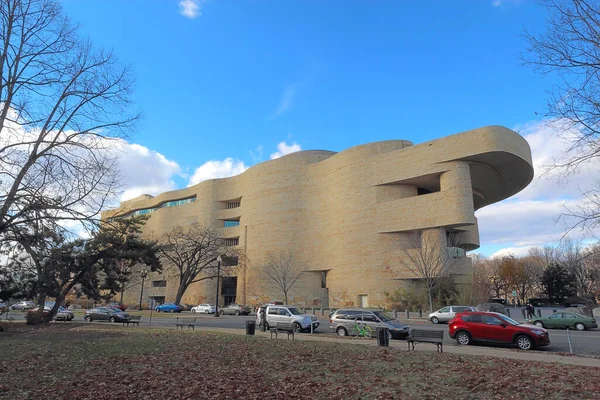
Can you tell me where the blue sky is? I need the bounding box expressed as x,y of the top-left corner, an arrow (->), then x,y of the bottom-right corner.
61,0 -> 595,257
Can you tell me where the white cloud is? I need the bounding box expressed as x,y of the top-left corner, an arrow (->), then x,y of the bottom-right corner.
492,0 -> 521,8
179,0 -> 204,19
188,158 -> 248,186
490,246 -> 537,259
113,141 -> 182,202
476,119 -> 600,255
270,83 -> 298,118
270,141 -> 302,159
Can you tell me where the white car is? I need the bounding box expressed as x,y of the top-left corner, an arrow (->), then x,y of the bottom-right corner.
191,304 -> 216,314
10,301 -> 36,311
428,306 -> 477,324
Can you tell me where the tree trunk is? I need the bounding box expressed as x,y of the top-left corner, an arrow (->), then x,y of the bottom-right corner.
174,285 -> 187,305
119,290 -> 124,304
284,292 -> 288,305
427,288 -> 434,312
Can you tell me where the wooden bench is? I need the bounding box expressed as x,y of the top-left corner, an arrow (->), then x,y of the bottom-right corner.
175,317 -> 197,330
269,322 -> 298,340
406,329 -> 444,353
122,315 -> 141,327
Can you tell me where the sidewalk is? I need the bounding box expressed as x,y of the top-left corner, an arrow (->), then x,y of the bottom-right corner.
194,325 -> 600,368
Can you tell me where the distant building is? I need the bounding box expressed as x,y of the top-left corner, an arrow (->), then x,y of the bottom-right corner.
102,126 -> 533,308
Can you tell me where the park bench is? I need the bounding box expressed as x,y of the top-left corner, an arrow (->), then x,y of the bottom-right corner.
406,329 -> 444,353
269,322 -> 298,340
175,317 -> 197,330
122,315 -> 141,327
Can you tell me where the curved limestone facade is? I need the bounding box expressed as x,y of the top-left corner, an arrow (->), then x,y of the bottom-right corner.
103,126 -> 534,308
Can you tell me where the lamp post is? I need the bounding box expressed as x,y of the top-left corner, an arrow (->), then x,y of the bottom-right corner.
214,255 -> 222,317
139,267 -> 148,311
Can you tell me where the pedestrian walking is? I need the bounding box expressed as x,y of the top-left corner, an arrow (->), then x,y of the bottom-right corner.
526,303 -> 535,319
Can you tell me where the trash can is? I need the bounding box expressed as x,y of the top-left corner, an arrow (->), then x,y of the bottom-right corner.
246,320 -> 256,336
376,327 -> 390,347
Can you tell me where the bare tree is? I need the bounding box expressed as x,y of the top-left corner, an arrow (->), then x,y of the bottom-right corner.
157,224 -> 234,305
523,0 -> 600,232
398,229 -> 460,312
0,0 -> 138,239
261,252 -> 305,304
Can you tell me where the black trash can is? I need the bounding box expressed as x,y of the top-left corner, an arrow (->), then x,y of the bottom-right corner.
246,320 -> 256,336
376,327 -> 390,347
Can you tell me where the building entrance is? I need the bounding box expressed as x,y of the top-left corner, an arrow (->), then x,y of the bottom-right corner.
222,276 -> 237,305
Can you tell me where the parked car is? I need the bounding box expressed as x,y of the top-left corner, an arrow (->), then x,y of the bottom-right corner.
449,311 -> 550,350
488,298 -> 507,305
155,303 -> 183,313
85,307 -> 130,322
191,304 -> 216,314
528,312 -> 598,331
108,302 -> 126,311
10,301 -> 36,311
330,308 -> 410,339
220,304 -> 251,315
428,306 -> 477,324
33,303 -> 74,321
265,305 -> 319,332
0,303 -> 6,313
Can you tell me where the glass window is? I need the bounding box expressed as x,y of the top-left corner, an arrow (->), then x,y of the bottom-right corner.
483,315 -> 503,326
453,307 -> 470,313
224,220 -> 240,227
467,314 -> 483,323
287,307 -> 303,315
345,310 -> 362,320
373,311 -> 393,322
362,313 -> 378,322
548,313 -> 561,319
439,307 -> 451,313
152,280 -> 167,287
268,307 -> 279,315
278,309 -> 290,316
563,313 -> 576,318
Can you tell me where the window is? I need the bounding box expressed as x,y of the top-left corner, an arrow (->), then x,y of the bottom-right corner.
222,256 -> 238,267
152,280 -> 167,287
439,307 -> 451,313
321,271 -> 327,289
362,313 -> 378,322
268,307 -> 279,315
278,308 -> 290,316
224,238 -> 239,246
122,196 -> 196,218
467,315 -> 483,323
226,201 -> 240,209
482,315 -> 503,326
342,310 -> 362,320
563,313 -> 576,319
224,220 -> 240,228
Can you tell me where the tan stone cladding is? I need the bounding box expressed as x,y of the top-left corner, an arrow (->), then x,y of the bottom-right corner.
103,126 -> 533,308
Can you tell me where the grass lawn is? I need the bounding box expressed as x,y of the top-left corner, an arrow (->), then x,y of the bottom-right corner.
0,324 -> 599,399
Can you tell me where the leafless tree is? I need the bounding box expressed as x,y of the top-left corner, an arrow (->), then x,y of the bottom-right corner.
523,0 -> 600,232
0,0 -> 138,240
261,252 -> 306,305
398,229 -> 460,312
157,224 -> 235,305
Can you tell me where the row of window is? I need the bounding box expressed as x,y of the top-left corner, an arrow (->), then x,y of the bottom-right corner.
224,220 -> 240,228
224,238 -> 239,246
152,280 -> 167,287
126,196 -> 196,218
226,201 -> 240,209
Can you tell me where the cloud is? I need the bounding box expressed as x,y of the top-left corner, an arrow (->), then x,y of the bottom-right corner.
270,83 -> 299,118
179,0 -> 204,19
492,0 -> 521,7
476,119 -> 600,255
250,145 -> 264,163
270,141 -> 302,159
113,141 -> 182,202
490,246 -> 537,259
188,158 -> 248,186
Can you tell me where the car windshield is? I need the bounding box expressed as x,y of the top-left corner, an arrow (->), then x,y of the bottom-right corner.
372,311 -> 394,322
109,308 -> 122,313
498,315 -> 520,326
287,307 -> 303,315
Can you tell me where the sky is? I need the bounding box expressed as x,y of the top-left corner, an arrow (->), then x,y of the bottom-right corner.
59,0 -> 599,257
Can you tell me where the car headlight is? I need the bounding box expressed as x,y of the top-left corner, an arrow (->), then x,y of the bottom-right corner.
533,330 -> 545,335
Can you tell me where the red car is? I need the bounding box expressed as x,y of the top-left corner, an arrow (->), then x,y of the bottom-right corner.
449,311 -> 550,350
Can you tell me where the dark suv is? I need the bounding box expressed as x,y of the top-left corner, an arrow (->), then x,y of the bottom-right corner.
449,311 -> 550,350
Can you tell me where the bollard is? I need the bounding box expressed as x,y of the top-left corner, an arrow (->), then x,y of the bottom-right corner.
522,308 -> 527,319
536,309 -> 541,318
419,309 -> 423,318
393,310 -> 397,318
505,308 -> 511,317
320,307 -> 324,316
405,309 -> 410,319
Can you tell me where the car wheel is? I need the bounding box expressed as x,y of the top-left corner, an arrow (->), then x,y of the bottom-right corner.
109,316 -> 116,323
156,309 -> 161,313
575,322 -> 586,331
10,306 -> 15,311
85,315 -> 92,322
431,317 -> 439,324
336,327 -> 348,337
516,335 -> 533,350
235,310 -> 240,316
456,331 -> 471,346
292,322 -> 302,332
534,321 -> 545,328
168,309 -> 174,313
204,310 -> 209,314
192,309 -> 196,314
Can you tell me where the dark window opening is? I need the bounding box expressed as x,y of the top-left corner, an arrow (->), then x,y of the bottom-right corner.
152,280 -> 167,287
321,271 -> 327,289
417,187 -> 432,195
222,256 -> 239,267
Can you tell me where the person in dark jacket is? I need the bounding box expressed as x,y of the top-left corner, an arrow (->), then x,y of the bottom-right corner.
526,303 -> 535,319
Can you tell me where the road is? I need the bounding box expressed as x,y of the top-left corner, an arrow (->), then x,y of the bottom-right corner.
4,310 -> 600,356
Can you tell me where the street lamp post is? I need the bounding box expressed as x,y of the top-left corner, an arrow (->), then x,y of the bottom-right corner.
214,255 -> 222,317
139,267 -> 148,311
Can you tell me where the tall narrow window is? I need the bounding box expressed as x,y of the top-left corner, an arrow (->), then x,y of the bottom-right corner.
224,238 -> 239,246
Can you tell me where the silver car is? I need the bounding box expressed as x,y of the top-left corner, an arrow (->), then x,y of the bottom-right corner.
10,301 -> 36,311
428,305 -> 477,324
265,305 -> 319,332
330,309 -> 410,339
